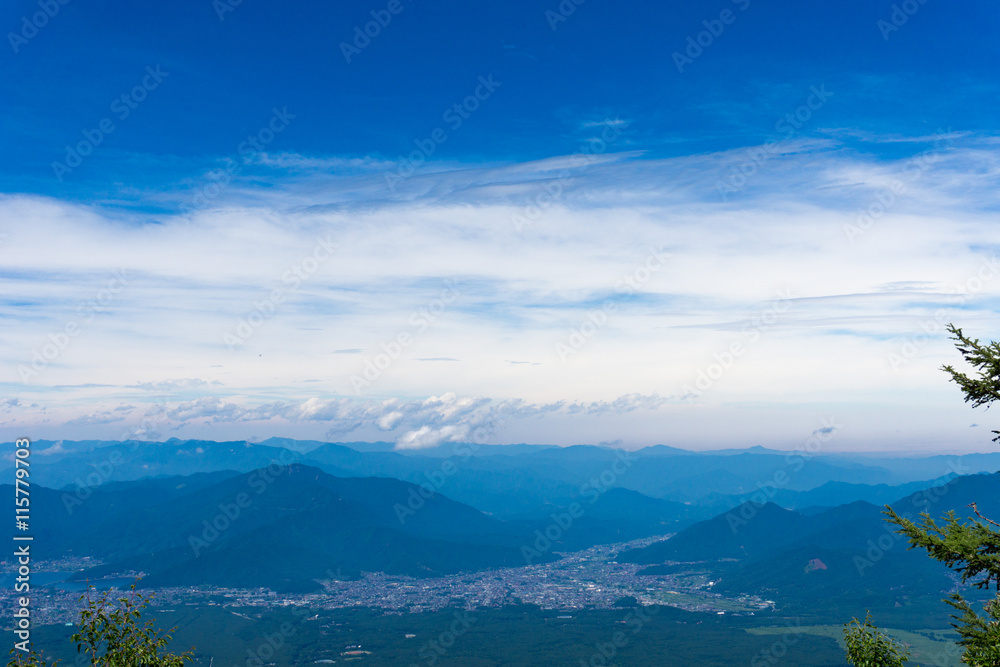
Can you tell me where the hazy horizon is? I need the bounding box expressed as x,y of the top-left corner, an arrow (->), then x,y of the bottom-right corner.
3,0 -> 999,454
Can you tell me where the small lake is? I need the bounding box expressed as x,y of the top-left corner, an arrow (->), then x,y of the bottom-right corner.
0,572 -> 136,591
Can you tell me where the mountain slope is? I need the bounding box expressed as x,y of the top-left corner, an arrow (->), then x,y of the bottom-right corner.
622,474 -> 1000,613
21,465 -> 555,592
617,501 -> 815,563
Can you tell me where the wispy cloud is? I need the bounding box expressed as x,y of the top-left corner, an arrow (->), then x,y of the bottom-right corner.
3,134 -> 1000,450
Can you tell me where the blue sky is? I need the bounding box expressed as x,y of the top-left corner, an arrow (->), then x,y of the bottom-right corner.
2,0 -> 999,451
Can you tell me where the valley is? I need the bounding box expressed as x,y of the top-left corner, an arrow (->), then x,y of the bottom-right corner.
2,438 -> 996,665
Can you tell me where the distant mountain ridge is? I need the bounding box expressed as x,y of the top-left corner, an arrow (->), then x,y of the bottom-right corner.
6,438 -> 999,519
616,473 -> 1000,612
4,465 -> 560,592
6,442 -> 997,614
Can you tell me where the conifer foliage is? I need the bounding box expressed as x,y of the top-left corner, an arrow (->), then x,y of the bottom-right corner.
8,582 -> 192,667
846,324 -> 1000,666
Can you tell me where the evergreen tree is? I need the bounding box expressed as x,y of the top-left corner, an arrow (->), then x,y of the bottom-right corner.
942,324 -> 1000,443
846,324 -> 1000,666
8,582 -> 193,667
843,611 -> 910,666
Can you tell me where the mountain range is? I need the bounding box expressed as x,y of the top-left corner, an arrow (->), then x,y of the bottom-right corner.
617,473 -> 1000,613
7,438 -> 999,515
5,437 -> 998,606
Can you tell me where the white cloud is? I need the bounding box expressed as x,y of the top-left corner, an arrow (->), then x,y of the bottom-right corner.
3,134 -> 1000,450
34,441 -> 67,456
